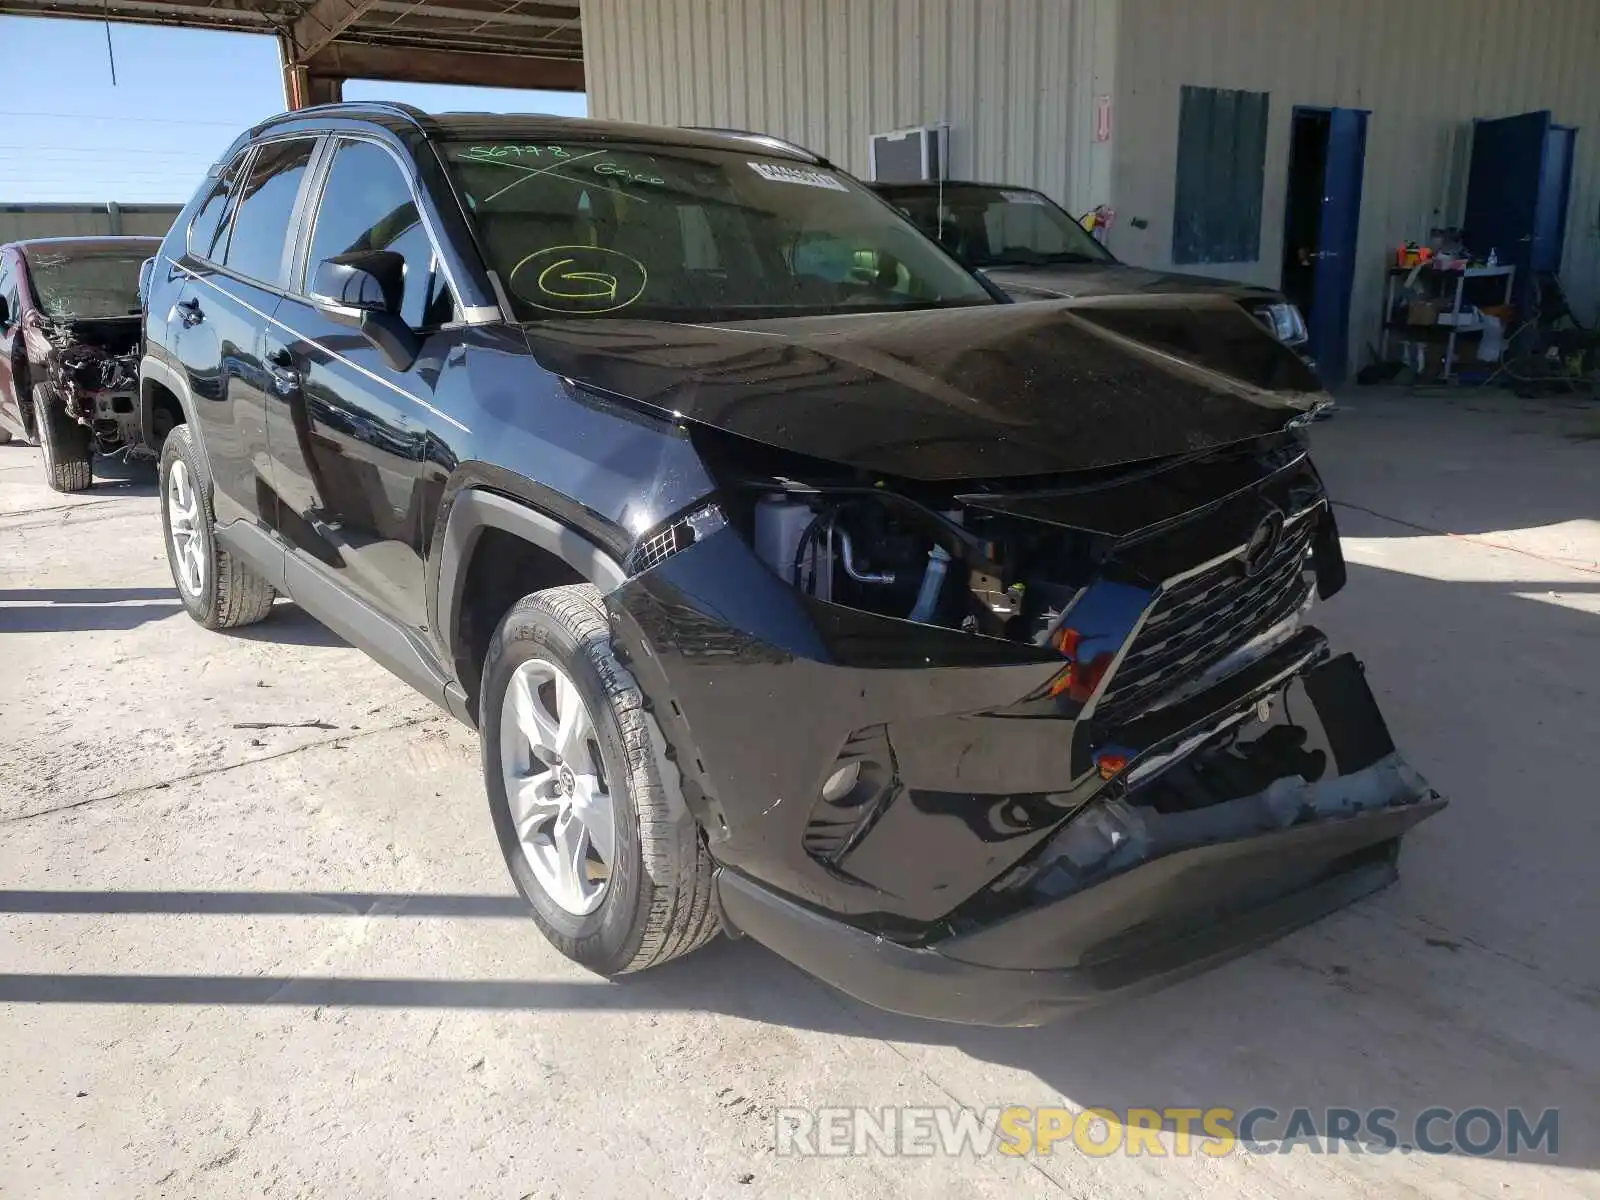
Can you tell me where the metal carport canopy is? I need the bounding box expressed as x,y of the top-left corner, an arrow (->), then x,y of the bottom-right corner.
0,0 -> 584,106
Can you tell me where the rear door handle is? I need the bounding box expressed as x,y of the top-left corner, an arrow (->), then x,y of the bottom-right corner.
266,346 -> 300,390
176,297 -> 203,327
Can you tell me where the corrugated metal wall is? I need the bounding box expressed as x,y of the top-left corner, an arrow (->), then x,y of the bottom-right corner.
1113,0 -> 1600,364
582,0 -> 1119,215
0,205 -> 180,242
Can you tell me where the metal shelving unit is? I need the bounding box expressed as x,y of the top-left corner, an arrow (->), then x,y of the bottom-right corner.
1379,263 -> 1516,382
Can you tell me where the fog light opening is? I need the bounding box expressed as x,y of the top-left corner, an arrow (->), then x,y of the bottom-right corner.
821,762 -> 861,803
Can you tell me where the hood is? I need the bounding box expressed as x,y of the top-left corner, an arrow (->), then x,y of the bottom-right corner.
518,295 -> 1325,482
981,261 -> 1281,305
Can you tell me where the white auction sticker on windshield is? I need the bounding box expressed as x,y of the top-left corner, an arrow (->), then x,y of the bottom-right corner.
748,161 -> 848,191
1002,190 -> 1047,204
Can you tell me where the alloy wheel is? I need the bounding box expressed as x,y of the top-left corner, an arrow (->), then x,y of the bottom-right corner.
166,459 -> 207,597
499,658 -> 616,915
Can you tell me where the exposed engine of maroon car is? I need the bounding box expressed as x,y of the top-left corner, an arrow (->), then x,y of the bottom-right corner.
25,311 -> 144,453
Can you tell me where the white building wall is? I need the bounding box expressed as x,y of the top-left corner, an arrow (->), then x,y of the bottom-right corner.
583,0 -> 1119,217
1113,0 -> 1600,360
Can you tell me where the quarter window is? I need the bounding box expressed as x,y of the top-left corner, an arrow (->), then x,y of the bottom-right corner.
187,151 -> 250,262
220,138 -> 316,286
305,139 -> 454,328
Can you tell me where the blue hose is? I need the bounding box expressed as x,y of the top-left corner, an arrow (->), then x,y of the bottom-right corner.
907,545 -> 952,624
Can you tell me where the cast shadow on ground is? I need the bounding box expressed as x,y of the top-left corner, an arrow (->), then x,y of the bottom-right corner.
1,562 -> 1595,1169
88,454 -> 160,497
0,585 -> 181,631
0,442 -> 156,492
0,588 -> 348,645
219,601 -> 349,648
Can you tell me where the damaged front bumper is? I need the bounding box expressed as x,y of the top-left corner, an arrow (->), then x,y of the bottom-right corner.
715,652 -> 1442,1025
608,527 -> 1444,1026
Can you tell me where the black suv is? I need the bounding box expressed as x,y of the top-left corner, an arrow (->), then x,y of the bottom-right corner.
141,104 -> 1441,1025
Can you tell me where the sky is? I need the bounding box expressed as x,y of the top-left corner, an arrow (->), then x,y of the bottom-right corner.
0,16 -> 588,205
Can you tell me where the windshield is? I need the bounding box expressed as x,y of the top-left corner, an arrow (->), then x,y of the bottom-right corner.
23,251 -> 147,320
882,185 -> 1114,269
441,140 -> 994,321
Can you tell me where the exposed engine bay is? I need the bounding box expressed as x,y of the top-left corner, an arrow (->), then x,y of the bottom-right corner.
695,424 -> 1332,697
693,427 -> 1124,653
748,487 -> 1084,644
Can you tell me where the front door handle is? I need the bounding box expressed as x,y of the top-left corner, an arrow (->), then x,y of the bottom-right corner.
176,297 -> 203,328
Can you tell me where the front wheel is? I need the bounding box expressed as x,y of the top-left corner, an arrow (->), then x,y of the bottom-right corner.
34,384 -> 92,492
481,583 -> 719,975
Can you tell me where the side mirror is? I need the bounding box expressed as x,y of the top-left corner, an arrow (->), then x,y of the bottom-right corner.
310,251 -> 418,371
0,294 -> 9,327
137,258 -> 154,309
310,250 -> 405,315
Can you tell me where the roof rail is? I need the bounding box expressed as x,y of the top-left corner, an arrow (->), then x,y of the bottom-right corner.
682,126 -> 823,164
256,101 -> 430,134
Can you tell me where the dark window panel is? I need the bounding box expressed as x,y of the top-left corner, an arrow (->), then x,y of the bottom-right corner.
1172,85 -> 1269,266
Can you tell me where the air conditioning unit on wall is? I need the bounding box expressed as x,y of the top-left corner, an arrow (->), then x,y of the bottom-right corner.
869,125 -> 949,182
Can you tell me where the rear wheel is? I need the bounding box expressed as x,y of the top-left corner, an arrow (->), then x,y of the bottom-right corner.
159,423 -> 277,628
34,384 -> 92,492
481,583 -> 720,975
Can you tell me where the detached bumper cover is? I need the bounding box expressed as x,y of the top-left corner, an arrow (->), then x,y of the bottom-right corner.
715,654 -> 1445,1025
720,777 -> 1441,1026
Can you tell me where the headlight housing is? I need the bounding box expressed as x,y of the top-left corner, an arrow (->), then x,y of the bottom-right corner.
627,502 -> 727,574
1248,300 -> 1309,346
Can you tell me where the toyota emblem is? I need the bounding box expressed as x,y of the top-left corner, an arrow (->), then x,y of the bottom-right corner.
1242,510 -> 1285,577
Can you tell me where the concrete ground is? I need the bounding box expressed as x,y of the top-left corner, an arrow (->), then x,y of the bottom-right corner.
2,390 -> 1597,1199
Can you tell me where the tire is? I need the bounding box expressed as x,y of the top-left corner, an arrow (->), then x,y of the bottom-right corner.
34,384 -> 92,492
481,583 -> 720,975
159,423 -> 277,629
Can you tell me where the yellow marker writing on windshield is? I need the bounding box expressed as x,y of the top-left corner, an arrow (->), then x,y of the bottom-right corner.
537,258 -> 618,301
509,245 -> 648,313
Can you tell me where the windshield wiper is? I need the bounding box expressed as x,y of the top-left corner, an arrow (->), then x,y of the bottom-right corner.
992,248 -> 1049,266
987,249 -> 1104,267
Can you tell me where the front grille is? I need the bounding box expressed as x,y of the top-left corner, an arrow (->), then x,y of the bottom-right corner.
1093,510 -> 1318,727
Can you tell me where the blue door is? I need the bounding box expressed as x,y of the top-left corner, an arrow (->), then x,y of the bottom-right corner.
1531,124 -> 1576,274
1309,107 -> 1368,384
1463,111 -> 1552,293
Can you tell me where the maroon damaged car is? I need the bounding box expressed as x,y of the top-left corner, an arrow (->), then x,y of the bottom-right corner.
0,236 -> 159,490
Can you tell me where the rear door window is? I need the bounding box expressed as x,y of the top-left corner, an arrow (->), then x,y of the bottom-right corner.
220,138 -> 317,287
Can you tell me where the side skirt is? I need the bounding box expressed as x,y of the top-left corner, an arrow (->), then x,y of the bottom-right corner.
216,520 -> 473,726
